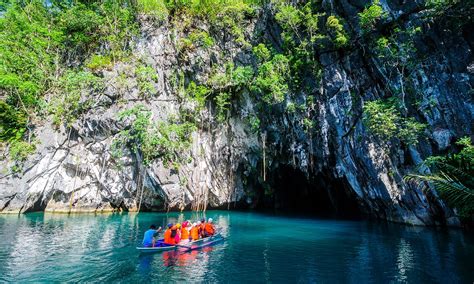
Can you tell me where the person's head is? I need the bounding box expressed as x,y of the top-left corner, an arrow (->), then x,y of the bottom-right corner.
150,224 -> 157,230
167,223 -> 173,229
201,218 -> 206,223
176,223 -> 181,229
207,218 -> 213,223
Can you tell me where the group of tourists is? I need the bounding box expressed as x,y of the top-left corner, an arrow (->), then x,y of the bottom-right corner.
142,218 -> 216,247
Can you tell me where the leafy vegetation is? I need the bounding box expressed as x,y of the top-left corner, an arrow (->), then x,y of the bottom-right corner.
113,105 -> 196,167
406,137 -> 474,219
326,15 -> 349,48
86,55 -> 113,71
358,0 -> 387,32
0,0 -> 139,169
48,70 -> 104,127
252,54 -> 290,104
8,140 -> 36,173
0,1 -> 63,142
135,65 -> 159,98
363,99 -> 426,145
137,0 -> 169,21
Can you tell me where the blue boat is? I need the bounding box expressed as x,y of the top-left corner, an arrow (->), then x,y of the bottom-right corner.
136,233 -> 224,253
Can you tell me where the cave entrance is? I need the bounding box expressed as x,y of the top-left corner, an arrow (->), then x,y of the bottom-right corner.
261,165 -> 362,218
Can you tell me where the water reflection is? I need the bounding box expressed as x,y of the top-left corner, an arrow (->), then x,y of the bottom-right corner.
0,212 -> 473,283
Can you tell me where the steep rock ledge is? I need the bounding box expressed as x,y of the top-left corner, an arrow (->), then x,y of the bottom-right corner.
0,1 -> 472,226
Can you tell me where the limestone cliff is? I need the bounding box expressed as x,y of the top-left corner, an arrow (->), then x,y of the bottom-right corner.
0,0 -> 472,226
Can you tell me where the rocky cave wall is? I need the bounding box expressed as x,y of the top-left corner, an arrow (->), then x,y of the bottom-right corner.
0,0 -> 473,226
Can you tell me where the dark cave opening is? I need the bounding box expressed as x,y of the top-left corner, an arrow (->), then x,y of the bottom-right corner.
257,165 -> 363,219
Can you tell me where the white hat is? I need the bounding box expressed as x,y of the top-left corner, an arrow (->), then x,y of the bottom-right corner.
208,218 -> 213,223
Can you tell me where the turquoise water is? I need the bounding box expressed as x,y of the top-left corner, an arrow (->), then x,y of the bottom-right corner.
0,211 -> 473,283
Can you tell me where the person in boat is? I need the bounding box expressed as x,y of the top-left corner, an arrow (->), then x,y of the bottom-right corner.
200,218 -> 207,238
163,223 -> 176,246
174,223 -> 182,244
204,218 -> 215,237
190,222 -> 201,241
142,224 -> 162,247
180,221 -> 191,243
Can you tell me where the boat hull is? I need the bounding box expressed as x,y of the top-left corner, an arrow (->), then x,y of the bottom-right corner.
136,234 -> 223,253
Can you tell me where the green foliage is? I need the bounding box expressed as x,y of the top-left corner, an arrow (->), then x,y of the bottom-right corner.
405,137 -> 474,219
0,1 -> 63,107
363,99 -> 426,144
8,140 -> 36,173
58,0 -> 138,60
248,115 -> 260,133
208,63 -> 254,90
165,0 -> 258,47
137,0 -> 169,21
179,30 -> 214,51
86,55 -> 113,71
57,3 -> 102,54
0,0 -> 139,164
374,27 -> 420,70
275,4 -> 302,32
0,101 -> 27,142
114,105 -> 196,166
48,70 -> 103,127
358,0 -> 387,31
286,102 -> 296,113
252,44 -> 271,62
0,0 -> 64,150
215,92 -> 231,122
326,15 -> 348,48
302,117 -> 314,133
231,66 -> 254,87
189,31 -> 215,48
135,65 -> 159,98
186,81 -> 211,109
252,54 -> 290,104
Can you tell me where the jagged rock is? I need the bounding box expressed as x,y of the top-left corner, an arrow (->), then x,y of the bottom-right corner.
0,1 -> 472,227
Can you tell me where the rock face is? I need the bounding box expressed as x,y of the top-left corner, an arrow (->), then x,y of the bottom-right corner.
0,1 -> 472,226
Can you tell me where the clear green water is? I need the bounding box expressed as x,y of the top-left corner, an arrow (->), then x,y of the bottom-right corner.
0,211 -> 473,283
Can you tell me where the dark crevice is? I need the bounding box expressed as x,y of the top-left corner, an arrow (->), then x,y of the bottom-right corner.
255,165 -> 363,219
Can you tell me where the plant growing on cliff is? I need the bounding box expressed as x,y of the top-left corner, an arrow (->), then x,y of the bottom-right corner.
137,0 -> 169,21
405,137 -> 474,219
363,99 -> 426,145
135,65 -> 159,98
186,81 -> 211,109
215,92 -> 231,122
326,15 -> 349,48
252,54 -> 290,104
114,105 -> 196,167
371,25 -> 422,113
358,0 -> 387,32
179,30 -> 215,52
48,70 -> 104,127
8,140 -> 36,173
0,1 -> 63,142
86,55 -> 113,71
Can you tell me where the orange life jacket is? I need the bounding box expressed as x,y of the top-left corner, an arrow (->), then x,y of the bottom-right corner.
204,223 -> 215,236
181,227 -> 189,240
164,229 -> 175,245
190,226 -> 200,240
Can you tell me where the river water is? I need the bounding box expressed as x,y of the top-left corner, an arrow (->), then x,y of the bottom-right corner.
0,211 -> 473,283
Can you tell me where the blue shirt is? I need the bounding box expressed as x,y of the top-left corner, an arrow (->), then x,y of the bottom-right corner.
143,229 -> 157,247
